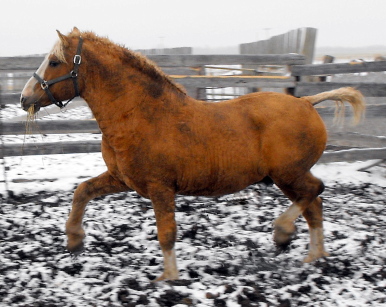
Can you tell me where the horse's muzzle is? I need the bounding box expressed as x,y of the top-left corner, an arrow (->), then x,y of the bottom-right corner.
20,95 -> 40,112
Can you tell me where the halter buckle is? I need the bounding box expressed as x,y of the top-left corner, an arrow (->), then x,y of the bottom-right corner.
74,54 -> 82,65
40,80 -> 49,90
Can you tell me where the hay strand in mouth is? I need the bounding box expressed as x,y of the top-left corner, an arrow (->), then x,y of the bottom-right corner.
22,105 -> 43,155
25,105 -> 38,135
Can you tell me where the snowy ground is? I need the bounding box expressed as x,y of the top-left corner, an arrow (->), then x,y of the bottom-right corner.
1,103 -> 386,306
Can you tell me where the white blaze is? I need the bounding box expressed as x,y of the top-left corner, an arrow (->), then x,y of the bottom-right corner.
21,54 -> 50,97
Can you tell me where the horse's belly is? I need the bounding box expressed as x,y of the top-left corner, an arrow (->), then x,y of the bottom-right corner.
177,163 -> 264,197
178,180 -> 257,197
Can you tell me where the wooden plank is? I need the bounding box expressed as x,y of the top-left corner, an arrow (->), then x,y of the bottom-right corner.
299,27 -> 317,64
0,57 -> 45,70
0,54 -> 306,71
319,55 -> 335,81
294,82 -> 386,97
288,29 -> 298,53
271,36 -> 281,54
239,27 -> 317,59
319,147 -> 386,163
357,159 -> 385,171
291,61 -> 386,76
149,54 -> 306,66
328,132 -> 386,148
2,120 -> 100,135
1,93 -> 21,105
135,47 -> 192,55
0,140 -> 101,157
171,75 -> 296,88
162,67 -> 200,75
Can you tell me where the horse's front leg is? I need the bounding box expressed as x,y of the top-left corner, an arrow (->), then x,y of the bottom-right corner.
66,171 -> 129,253
148,184 -> 178,281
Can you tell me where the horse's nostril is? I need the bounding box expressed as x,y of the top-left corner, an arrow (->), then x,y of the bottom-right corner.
20,95 -> 27,105
20,95 -> 31,111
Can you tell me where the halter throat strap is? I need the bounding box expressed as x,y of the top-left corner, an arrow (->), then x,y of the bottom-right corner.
33,37 -> 83,109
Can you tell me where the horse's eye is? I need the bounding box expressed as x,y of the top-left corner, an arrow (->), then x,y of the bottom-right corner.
49,61 -> 60,67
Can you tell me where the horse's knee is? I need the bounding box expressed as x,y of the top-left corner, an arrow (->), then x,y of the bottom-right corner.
316,180 -> 325,195
73,181 -> 95,203
305,176 -> 324,198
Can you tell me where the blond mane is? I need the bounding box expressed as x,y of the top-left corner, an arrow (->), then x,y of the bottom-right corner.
51,40 -> 68,63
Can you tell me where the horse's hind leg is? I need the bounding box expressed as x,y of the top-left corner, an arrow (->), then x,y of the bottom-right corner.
66,171 -> 129,253
273,172 -> 329,262
302,196 -> 330,262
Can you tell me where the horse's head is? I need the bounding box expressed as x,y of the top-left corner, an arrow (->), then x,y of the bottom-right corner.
21,27 -> 83,113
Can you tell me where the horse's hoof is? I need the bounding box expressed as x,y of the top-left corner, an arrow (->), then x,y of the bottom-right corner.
275,241 -> 291,255
303,251 -> 330,263
151,272 -> 179,283
66,229 -> 85,254
273,224 -> 297,246
67,236 -> 84,256
67,238 -> 85,256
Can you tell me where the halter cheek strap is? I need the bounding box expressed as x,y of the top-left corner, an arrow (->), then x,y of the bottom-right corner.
33,37 -> 83,109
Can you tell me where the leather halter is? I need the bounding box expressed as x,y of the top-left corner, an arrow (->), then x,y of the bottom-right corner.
33,37 -> 83,108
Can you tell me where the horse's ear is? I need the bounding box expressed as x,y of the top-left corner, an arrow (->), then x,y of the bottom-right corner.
72,27 -> 81,35
56,30 -> 70,48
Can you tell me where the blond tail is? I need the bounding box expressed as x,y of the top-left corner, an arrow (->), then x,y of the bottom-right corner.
302,87 -> 366,124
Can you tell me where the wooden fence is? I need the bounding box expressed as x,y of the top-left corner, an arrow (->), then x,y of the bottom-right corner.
240,27 -> 317,64
1,40 -> 386,163
3,54 -> 386,103
0,54 -> 305,103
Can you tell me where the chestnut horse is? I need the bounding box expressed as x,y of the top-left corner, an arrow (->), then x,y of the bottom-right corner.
21,28 -> 365,281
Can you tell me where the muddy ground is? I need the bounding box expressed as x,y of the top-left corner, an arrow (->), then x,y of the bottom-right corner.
1,180 -> 386,306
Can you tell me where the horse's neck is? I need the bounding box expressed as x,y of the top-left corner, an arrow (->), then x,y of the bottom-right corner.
80,66 -> 188,134
81,89 -> 139,132
80,61 -> 139,115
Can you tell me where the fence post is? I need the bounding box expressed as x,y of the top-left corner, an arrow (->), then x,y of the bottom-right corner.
319,55 -> 335,82
299,27 -> 317,64
0,83 -> 10,194
239,27 -> 317,94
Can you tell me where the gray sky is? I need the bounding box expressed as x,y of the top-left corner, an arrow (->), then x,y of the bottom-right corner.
1,0 -> 385,56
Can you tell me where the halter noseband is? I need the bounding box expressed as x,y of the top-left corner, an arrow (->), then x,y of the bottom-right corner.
33,37 -> 83,108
